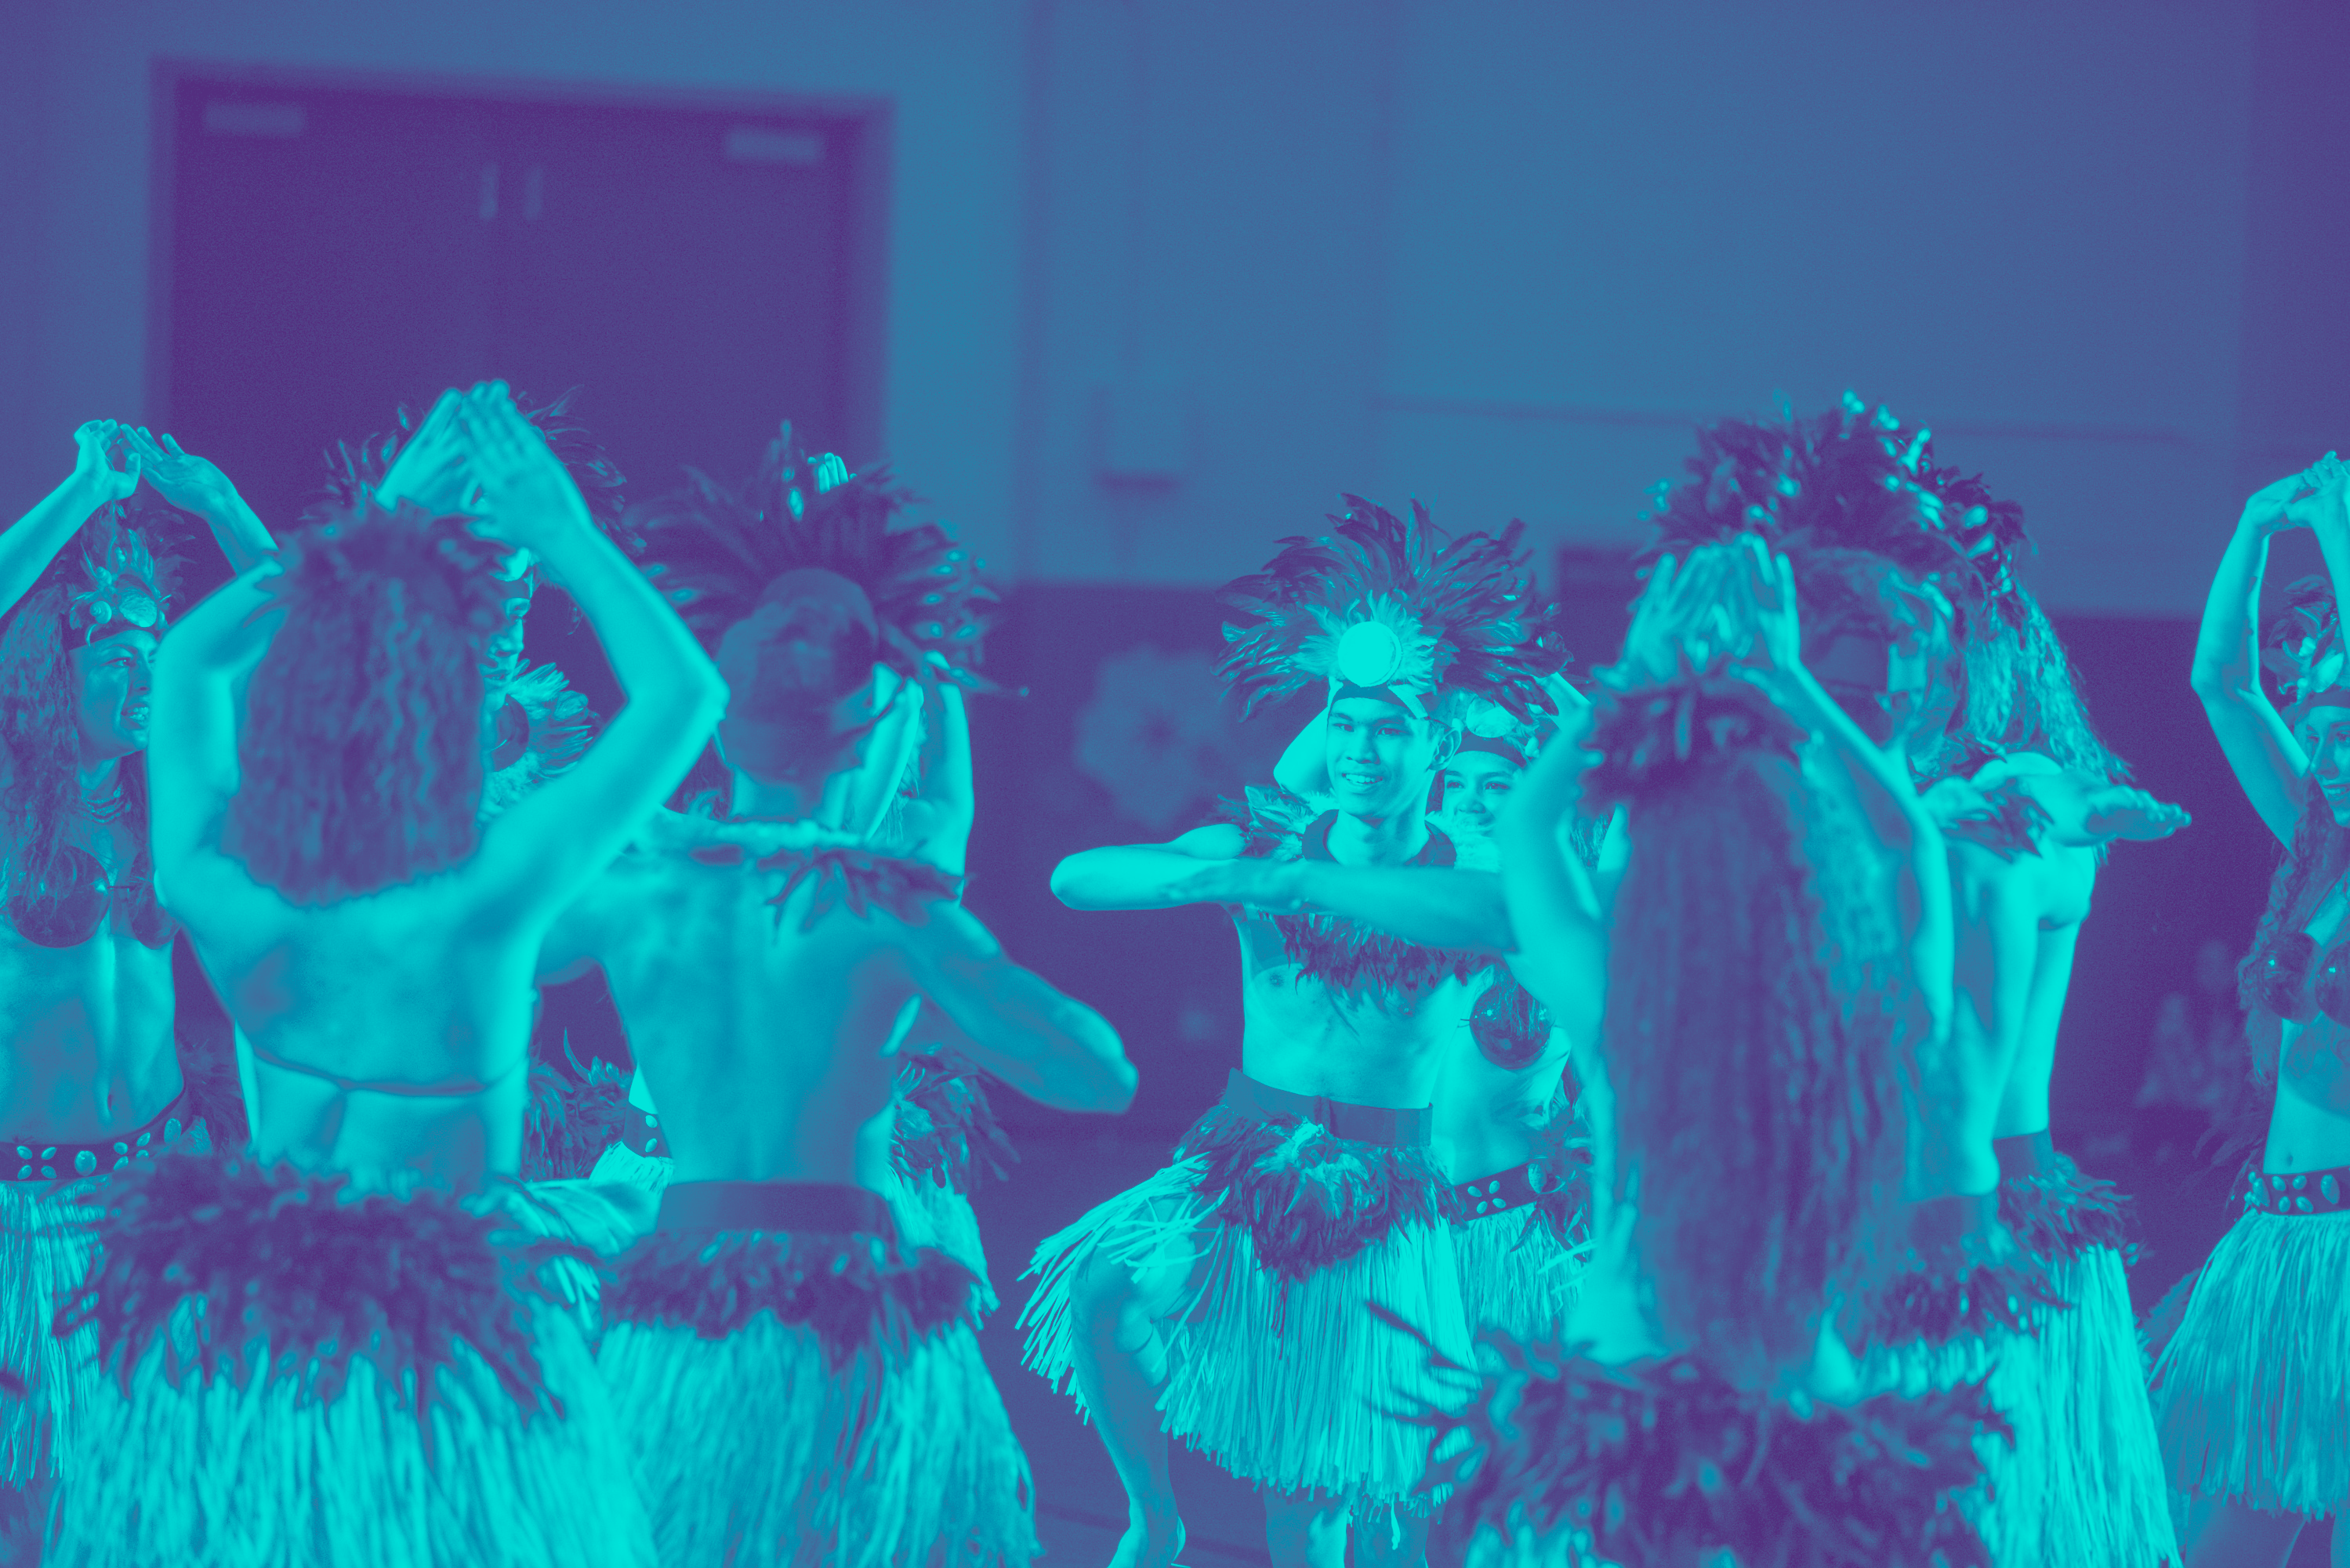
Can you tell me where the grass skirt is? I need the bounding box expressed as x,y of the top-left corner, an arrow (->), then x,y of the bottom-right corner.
2153,1205 -> 2350,1516
0,1179 -> 103,1487
1454,1207 -> 1586,1350
597,1221 -> 1034,1566
45,1153 -> 653,1567
899,1167 -> 999,1316
1020,1152 -> 1472,1508
1422,1334 -> 2003,1568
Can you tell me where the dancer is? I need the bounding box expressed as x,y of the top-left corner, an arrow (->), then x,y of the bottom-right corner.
1429,536 -> 1998,1567
48,382 -> 720,1567
1648,398 -> 2185,1566
0,420 -> 272,1537
1022,498 -> 1554,1568
546,429 -> 1130,1566
2160,451 -> 2350,1567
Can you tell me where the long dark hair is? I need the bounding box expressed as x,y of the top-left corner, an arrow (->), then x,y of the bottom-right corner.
0,509 -> 178,937
222,500 -> 510,903
1586,676 -> 1908,1388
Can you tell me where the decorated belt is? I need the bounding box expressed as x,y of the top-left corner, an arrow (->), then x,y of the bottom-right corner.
655,1179 -> 896,1240
1219,1069 -> 1432,1147
1993,1129 -> 2056,1181
613,1103 -> 668,1161
2248,1164 -> 2350,1216
4,1094 -> 197,1182
1449,1160 -> 1539,1220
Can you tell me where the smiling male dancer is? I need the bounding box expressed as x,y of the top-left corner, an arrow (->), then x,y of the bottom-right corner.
542,429 -> 1133,1566
1021,498 -> 1555,1568
0,420 -> 272,1549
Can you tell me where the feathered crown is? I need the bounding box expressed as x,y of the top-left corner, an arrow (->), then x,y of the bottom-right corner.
66,504 -> 184,643
629,422 -> 996,691
1644,393 -> 2019,621
309,388 -> 633,547
1582,674 -> 1808,804
1219,498 -> 1562,725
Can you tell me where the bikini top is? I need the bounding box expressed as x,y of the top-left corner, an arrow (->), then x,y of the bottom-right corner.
2247,930 -> 2350,1028
5,846 -> 176,951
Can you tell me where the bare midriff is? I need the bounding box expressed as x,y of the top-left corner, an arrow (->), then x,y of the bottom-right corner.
0,919 -> 180,1143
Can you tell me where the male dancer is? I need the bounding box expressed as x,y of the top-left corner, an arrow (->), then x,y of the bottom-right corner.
1021,498 -> 1555,1568
542,431 -> 1132,1565
0,420 -> 272,1544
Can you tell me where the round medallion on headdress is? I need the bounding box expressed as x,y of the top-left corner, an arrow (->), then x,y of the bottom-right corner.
1463,696 -> 1517,741
1336,621 -> 1406,689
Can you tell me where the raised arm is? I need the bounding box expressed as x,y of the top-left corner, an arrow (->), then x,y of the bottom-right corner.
464,385 -> 727,914
1049,822 -> 1252,910
1494,702 -> 1606,1048
147,564 -> 288,896
120,428 -> 277,575
2189,465 -> 2324,844
1273,707 -> 1329,797
903,903 -> 1137,1114
0,422 -> 139,617
891,672 -> 975,878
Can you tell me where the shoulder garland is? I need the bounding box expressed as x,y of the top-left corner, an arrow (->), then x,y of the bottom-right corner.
481,661 -> 599,819
630,422 -> 997,693
752,844 -> 963,932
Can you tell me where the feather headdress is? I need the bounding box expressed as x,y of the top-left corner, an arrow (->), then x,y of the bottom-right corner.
1643,393 -> 2016,620
307,388 -> 633,547
1219,498 -> 1561,725
629,422 -> 997,691
66,503 -> 185,643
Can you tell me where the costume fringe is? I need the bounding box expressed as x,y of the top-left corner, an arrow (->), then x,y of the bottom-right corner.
1019,1157 -> 1472,1508
1454,1208 -> 1587,1349
2153,1206 -> 2350,1515
600,1308 -> 1035,1566
521,1060 -> 635,1184
1997,1147 -> 2136,1269
1420,1333 -> 2004,1568
588,1139 -> 674,1199
1978,1244 -> 2178,1566
49,1292 -> 653,1567
892,1048 -> 1017,1195
486,1178 -> 657,1339
897,1168 -> 999,1316
0,1180 -> 103,1486
2140,1265 -> 2199,1373
1849,1212 -> 2063,1353
1174,1099 -> 1449,1280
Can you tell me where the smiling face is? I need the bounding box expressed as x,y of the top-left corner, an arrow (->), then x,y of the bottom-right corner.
1322,694 -> 1446,820
2308,705 -> 2350,826
1438,748 -> 1521,837
68,628 -> 157,765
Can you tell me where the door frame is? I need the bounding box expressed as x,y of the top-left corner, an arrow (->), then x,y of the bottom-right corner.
147,58 -> 894,462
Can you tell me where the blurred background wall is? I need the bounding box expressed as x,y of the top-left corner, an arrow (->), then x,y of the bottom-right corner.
2,0 -> 2347,1143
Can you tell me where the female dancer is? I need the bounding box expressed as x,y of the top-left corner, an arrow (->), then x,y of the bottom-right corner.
47,382 -> 724,1567
0,420 -> 271,1533
1432,536 -> 1997,1567
2160,451 -> 2350,1566
546,429 -> 1127,1565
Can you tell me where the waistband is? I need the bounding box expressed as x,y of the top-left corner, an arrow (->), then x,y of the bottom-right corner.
4,1092 -> 198,1182
1993,1129 -> 2055,1181
2250,1165 -> 2350,1216
1219,1069 -> 1431,1147
655,1179 -> 896,1240
613,1103 -> 668,1161
1449,1160 -> 1539,1219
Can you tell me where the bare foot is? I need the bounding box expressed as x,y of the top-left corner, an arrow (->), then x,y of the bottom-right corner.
1108,1506 -> 1186,1568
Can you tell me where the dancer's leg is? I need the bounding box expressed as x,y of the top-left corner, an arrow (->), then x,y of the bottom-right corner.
1262,1489 -> 1347,1568
1070,1242 -> 1185,1567
2181,1499 -> 2303,1568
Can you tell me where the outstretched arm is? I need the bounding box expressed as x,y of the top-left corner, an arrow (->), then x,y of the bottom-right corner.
1049,822 -> 1253,910
0,422 -> 139,618
120,428 -> 276,575
1250,862 -> 1512,953
466,385 -> 727,916
905,902 -> 1137,1114
2189,463 -> 2327,845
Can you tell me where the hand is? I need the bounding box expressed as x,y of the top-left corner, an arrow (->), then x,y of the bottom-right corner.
69,420 -> 140,505
2240,458 -> 2331,538
1729,533 -> 1801,679
458,383 -> 593,555
2068,784 -> 2191,845
2286,452 -> 2349,541
120,428 -> 238,517
377,389 -> 480,516
1608,548 -> 1735,686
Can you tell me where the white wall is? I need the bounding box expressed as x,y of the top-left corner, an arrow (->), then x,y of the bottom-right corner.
3,0 -> 2312,614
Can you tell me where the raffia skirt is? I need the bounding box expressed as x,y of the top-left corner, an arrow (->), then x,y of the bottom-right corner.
44,1151 -> 654,1568
595,1179 -> 1035,1567
1020,1070 -> 1472,1511
2154,1166 -> 2350,1519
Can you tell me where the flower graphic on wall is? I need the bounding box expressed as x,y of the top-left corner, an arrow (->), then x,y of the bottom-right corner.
1072,644 -> 1250,833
